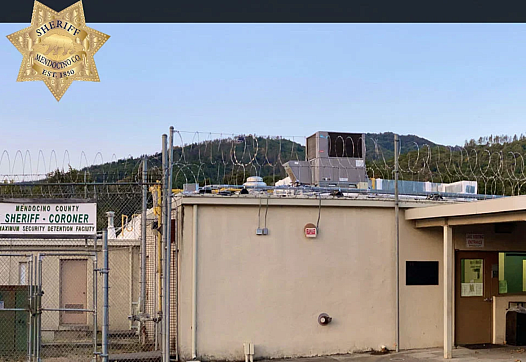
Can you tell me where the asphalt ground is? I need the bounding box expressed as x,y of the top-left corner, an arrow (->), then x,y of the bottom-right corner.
260,346 -> 526,362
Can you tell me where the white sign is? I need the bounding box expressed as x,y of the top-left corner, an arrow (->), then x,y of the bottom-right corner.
461,282 -> 483,297
305,227 -> 317,238
466,234 -> 484,248
0,202 -> 97,236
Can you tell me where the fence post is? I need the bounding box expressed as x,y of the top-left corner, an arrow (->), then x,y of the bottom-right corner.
93,234 -> 99,361
141,155 -> 147,315
31,254 -> 37,361
102,230 -> 109,362
161,134 -> 167,358
27,255 -> 32,362
164,127 -> 174,361
36,254 -> 42,362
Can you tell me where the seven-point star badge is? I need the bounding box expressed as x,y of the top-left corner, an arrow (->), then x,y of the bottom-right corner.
7,1 -> 109,101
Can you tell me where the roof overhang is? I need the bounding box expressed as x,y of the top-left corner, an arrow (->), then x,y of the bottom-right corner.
406,195 -> 526,228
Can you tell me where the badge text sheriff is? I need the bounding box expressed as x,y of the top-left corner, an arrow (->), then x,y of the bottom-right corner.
35,20 -> 81,37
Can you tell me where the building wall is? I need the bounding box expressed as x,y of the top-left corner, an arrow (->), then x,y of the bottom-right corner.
176,199 -> 446,360
399,217 -> 444,350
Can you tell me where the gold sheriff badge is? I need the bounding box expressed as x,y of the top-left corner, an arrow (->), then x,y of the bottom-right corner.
7,1 -> 109,101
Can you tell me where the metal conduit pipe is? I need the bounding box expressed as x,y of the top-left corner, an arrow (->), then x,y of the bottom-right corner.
155,182 -> 163,345
129,246 -> 134,331
192,204 -> 198,360
149,182 -> 163,350
156,183 -> 163,314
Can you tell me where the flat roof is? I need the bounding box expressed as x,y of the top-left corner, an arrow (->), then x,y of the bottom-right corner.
174,193 -> 456,209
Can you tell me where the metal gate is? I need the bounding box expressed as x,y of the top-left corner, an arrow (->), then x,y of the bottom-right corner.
0,248 -> 106,362
37,251 -> 99,362
0,253 -> 33,362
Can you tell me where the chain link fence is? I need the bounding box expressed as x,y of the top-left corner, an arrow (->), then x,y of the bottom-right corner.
4,129 -> 512,362
0,161 -> 168,362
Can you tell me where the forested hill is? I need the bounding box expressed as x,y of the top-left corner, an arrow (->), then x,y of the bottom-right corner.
76,133 -> 440,187
365,132 -> 439,161
369,134 -> 526,196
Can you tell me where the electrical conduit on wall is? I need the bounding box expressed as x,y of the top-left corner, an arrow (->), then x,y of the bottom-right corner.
192,204 -> 198,360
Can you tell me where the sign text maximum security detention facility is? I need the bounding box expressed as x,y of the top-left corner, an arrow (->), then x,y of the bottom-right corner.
0,202 -> 97,237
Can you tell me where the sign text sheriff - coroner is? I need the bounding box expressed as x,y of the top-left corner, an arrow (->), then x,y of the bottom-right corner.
0,202 -> 97,236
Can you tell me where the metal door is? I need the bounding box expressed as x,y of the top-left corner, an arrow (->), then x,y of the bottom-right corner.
455,251 -> 499,345
60,259 -> 88,325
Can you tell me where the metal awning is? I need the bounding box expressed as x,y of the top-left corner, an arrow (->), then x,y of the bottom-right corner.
406,195 -> 526,228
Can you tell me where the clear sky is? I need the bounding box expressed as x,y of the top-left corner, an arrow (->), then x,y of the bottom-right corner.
1,23 -> 526,174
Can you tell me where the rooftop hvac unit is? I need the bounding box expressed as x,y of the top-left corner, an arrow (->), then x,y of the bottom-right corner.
306,131 -> 365,160
284,131 -> 367,187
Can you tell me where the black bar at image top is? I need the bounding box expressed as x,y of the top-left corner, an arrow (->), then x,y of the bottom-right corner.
2,0 -> 526,23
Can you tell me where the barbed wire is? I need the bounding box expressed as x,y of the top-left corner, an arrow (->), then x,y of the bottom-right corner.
3,132 -> 526,196
368,139 -> 526,196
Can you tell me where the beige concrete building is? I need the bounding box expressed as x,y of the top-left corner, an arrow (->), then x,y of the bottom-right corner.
151,193 -> 526,361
